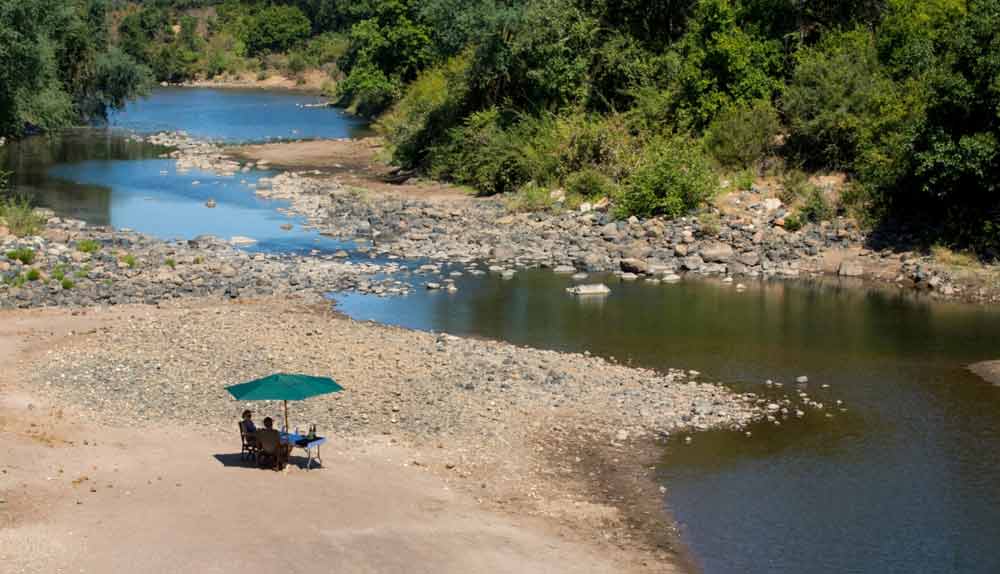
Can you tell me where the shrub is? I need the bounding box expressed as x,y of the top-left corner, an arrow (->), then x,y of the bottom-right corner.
783,212 -> 803,231
429,108 -> 530,196
783,29 -> 891,168
506,182 -> 556,213
779,170 -> 813,204
335,63 -> 402,117
60,278 -> 74,290
565,168 -> 616,199
616,136 -> 718,218
26,268 -> 40,281
733,169 -> 755,191
243,5 -> 311,56
0,195 -> 45,237
51,265 -> 66,281
76,239 -> 101,253
705,99 -> 781,169
74,265 -> 89,279
931,245 -> 979,267
800,186 -> 834,223
3,273 -> 26,288
698,212 -> 722,236
122,254 -> 137,268
165,258 -> 176,269
380,54 -> 470,168
5,248 -> 35,265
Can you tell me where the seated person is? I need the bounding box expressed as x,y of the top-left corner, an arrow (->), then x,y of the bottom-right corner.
256,417 -> 291,469
241,409 -> 257,434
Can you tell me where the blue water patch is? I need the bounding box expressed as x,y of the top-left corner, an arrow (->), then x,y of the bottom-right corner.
110,87 -> 369,142
48,158 -> 353,253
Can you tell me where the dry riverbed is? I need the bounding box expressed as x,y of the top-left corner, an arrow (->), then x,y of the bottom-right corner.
1,298 -> 763,573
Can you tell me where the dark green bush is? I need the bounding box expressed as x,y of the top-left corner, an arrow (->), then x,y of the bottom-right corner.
336,63 -> 402,117
616,136 -> 717,218
429,108 -> 530,196
706,99 -> 781,169
565,168 -> 616,198
243,5 -> 311,56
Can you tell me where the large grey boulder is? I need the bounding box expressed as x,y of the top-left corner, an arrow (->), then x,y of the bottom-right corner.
700,242 -> 735,263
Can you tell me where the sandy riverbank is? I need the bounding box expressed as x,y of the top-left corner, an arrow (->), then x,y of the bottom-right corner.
1,298 -> 764,573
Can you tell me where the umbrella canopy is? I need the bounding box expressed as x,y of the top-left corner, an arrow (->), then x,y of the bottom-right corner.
226,373 -> 343,431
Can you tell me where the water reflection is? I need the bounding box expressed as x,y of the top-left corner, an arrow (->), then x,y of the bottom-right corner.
335,271 -> 1000,574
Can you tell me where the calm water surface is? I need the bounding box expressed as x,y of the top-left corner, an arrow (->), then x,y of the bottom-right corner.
4,88 -> 1000,574
335,269 -> 1000,574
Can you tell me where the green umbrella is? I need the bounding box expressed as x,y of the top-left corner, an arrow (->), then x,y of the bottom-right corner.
226,373 -> 343,431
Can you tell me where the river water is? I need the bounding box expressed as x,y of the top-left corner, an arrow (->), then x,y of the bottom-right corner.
3,88 -> 1000,574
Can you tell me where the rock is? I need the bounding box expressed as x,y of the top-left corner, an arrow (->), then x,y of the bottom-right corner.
229,236 -> 257,246
619,272 -> 638,281
566,283 -> 611,296
501,269 -> 516,280
552,265 -> 576,274
619,258 -> 650,274
205,199 -> 216,208
571,272 -> 588,281
838,261 -> 864,277
615,429 -> 629,442
674,244 -> 688,257
763,198 -> 782,211
333,250 -> 349,258
700,242 -> 735,263
579,202 -> 592,213
280,223 -> 293,231
592,197 -> 610,212
680,255 -> 703,271
661,273 -> 681,283
426,282 -> 441,290
796,375 -> 809,383
737,251 -> 760,266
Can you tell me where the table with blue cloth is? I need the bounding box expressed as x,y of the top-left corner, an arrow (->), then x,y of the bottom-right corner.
279,432 -> 327,470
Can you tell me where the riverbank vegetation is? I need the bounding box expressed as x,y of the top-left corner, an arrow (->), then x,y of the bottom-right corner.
0,0 -> 152,136
104,0 -> 1000,258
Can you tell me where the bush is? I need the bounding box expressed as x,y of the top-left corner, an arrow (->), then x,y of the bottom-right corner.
616,136 -> 718,218
783,29 -> 891,168
698,211 -> 722,236
76,239 -> 100,253
565,168 -> 616,198
51,264 -> 66,281
506,182 -> 556,213
429,108 -> 530,196
779,170 -> 813,204
243,5 -> 311,56
165,258 -> 176,269
800,186 -> 834,223
122,254 -> 137,268
706,99 -> 781,169
60,278 -> 74,290
783,212 -> 803,231
0,195 -> 44,237
5,248 -> 35,265
335,63 -> 402,117
26,268 -> 40,281
381,54 -> 470,168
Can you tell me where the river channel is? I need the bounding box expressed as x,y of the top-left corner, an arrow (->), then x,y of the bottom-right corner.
3,88 -> 999,574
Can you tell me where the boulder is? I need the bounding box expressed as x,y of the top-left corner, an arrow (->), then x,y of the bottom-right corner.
737,251 -> 760,266
838,261 -> 864,277
700,242 -> 735,263
620,258 -> 650,274
680,255 -> 703,271
566,283 -> 611,296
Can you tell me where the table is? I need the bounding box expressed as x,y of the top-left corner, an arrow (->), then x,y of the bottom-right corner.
280,432 -> 327,470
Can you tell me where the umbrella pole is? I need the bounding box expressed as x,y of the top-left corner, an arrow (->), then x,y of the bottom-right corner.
283,400 -> 289,432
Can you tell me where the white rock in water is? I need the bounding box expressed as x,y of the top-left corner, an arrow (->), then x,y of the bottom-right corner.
426,282 -> 441,290
571,272 -> 588,281
230,236 -> 257,245
796,375 -> 809,383
566,284 -> 611,296
205,199 -> 217,208
552,265 -> 576,274
501,270 -> 516,280
662,273 -> 681,283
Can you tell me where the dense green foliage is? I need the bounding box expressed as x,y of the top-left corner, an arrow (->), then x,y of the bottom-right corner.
11,0 -> 994,256
0,0 -> 151,136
